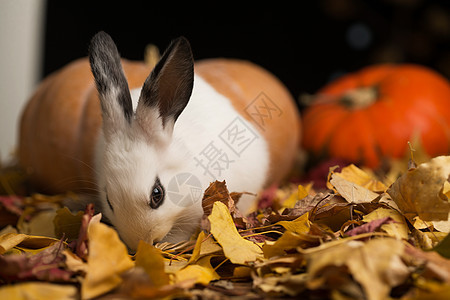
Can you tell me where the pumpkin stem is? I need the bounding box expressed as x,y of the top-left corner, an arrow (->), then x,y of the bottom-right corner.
340,87 -> 378,109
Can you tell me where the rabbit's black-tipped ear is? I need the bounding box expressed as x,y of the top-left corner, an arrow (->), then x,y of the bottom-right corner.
137,37 -> 194,129
89,31 -> 133,125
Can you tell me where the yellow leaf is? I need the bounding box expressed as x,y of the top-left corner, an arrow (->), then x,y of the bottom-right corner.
63,249 -> 88,273
387,156 -> 450,221
0,233 -> 27,254
263,231 -> 309,258
338,164 -> 387,192
363,207 -> 409,240
53,207 -> 84,240
283,184 -> 311,208
276,213 -> 311,235
81,222 -> 134,299
135,240 -> 170,287
307,238 -> 409,300
254,272 -> 307,296
0,233 -> 60,254
329,173 -> 380,203
188,231 -> 222,264
175,256 -> 220,285
19,210 -> 57,238
298,184 -> 310,199
0,282 -> 77,300
208,201 -> 263,264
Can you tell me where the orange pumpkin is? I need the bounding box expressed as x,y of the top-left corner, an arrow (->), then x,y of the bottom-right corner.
19,59 -> 153,194
302,64 -> 450,168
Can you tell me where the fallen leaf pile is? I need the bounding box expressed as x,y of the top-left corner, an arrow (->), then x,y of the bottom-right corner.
2,156 -> 450,299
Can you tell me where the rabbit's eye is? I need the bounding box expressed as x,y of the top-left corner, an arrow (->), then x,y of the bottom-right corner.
150,178 -> 165,209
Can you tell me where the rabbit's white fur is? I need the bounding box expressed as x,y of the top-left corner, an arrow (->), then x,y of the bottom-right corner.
96,75 -> 269,250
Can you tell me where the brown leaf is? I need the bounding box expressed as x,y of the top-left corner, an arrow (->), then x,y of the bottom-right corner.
202,181 -> 241,216
345,217 -> 394,236
0,282 -> 77,300
306,238 -> 410,300
388,156 -> 450,221
0,240 -> 73,282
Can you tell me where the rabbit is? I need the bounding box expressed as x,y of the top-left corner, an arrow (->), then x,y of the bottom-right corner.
21,31 -> 300,250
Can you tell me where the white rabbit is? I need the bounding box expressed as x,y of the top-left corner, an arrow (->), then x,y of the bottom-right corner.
21,31 -> 300,250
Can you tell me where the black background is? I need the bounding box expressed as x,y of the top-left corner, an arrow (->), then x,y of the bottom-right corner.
43,0 -> 450,110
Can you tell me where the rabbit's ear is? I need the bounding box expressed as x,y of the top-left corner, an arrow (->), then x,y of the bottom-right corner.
136,37 -> 194,134
89,31 -> 133,130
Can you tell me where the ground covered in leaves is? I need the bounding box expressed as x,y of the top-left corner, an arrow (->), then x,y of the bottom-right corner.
2,155 -> 450,299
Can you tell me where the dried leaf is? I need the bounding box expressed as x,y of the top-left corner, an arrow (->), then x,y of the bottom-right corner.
81,222 -> 134,299
63,249 -> 88,274
362,207 -> 409,240
175,256 -> 220,285
208,201 -> 263,264
188,231 -> 222,264
329,173 -> 380,203
0,240 -> 73,282
253,272 -> 308,296
53,207 -> 84,240
337,164 -> 387,192
306,238 -> 410,300
134,240 -> 170,287
345,217 -> 394,236
19,210 -> 57,238
0,282 -> 77,300
202,181 -> 242,216
263,231 -> 316,258
276,212 -> 311,235
118,267 -> 190,299
0,233 -> 60,254
433,233 -> 450,259
388,156 -> 450,221
405,243 -> 450,283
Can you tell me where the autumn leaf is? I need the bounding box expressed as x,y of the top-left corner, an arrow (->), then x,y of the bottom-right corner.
0,282 -> 77,300
188,231 -> 222,264
306,238 -> 410,300
0,232 -> 60,254
134,240 -> 170,287
175,255 -> 220,285
276,212 -> 311,235
329,173 -> 380,203
253,272 -> 308,296
208,201 -> 263,264
202,180 -> 243,216
0,240 -> 73,282
336,164 -> 387,192
362,207 -> 409,240
345,216 -> 394,236
53,207 -> 84,240
81,222 -> 134,299
388,156 -> 450,221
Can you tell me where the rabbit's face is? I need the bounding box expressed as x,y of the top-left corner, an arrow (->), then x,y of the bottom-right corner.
89,32 -> 195,250
97,126 -> 200,250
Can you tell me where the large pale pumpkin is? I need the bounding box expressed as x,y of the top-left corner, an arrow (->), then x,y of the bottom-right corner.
19,59 -> 153,194
302,64 -> 450,168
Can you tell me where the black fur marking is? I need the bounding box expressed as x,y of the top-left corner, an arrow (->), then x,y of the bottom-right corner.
106,193 -> 114,212
88,31 -> 133,123
140,36 -> 194,126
